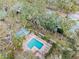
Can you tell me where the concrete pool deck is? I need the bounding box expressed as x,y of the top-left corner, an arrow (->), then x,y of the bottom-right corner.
23,33 -> 52,56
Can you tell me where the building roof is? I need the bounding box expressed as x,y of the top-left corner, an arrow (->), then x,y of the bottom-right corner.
16,28 -> 29,37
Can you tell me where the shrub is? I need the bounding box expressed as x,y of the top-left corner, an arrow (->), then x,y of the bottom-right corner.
38,12 -> 62,32
12,35 -> 24,49
48,0 -> 79,13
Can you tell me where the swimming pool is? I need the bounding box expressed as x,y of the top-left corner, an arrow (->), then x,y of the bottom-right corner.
27,38 -> 44,49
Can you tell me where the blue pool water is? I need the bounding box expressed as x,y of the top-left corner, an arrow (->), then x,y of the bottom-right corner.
27,38 -> 43,49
